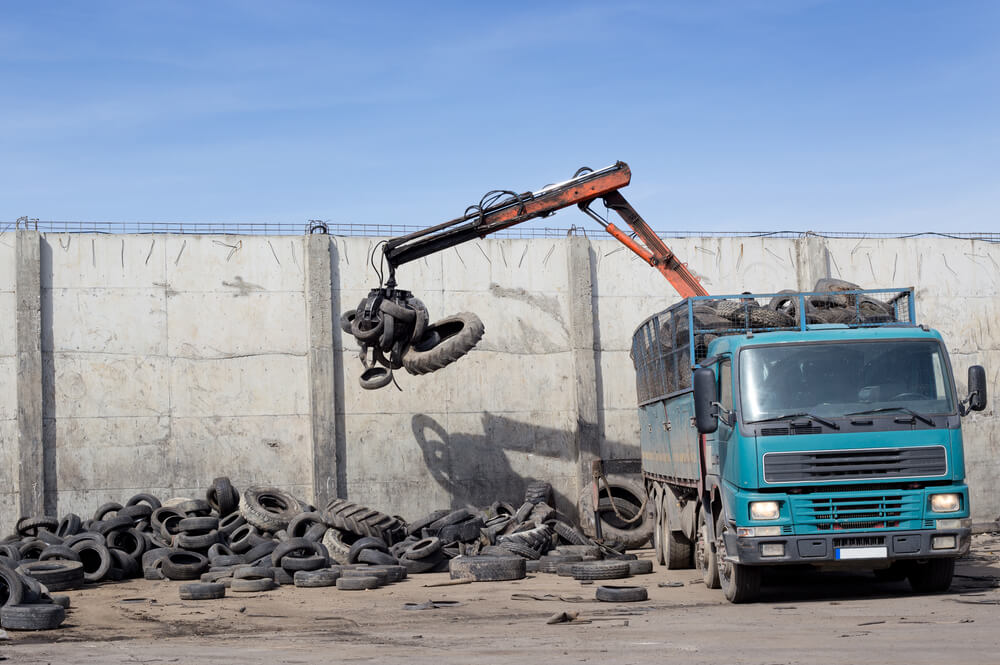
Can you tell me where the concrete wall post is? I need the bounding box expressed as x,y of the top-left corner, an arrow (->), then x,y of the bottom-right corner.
795,233 -> 831,290
15,230 -> 44,518
305,235 -> 338,508
566,236 -> 601,508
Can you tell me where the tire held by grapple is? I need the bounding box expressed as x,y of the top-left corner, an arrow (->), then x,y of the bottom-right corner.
402,312 -> 485,376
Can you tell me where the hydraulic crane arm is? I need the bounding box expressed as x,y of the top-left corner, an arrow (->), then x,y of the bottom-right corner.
382,161 -> 707,298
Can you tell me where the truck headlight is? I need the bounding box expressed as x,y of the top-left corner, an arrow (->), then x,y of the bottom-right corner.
750,501 -> 780,520
930,493 -> 961,513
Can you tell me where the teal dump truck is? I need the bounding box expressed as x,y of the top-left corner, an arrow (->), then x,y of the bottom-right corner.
631,287 -> 988,602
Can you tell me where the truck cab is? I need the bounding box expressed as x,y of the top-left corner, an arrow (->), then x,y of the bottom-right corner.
633,287 -> 987,602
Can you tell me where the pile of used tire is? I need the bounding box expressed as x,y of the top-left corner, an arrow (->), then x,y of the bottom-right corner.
0,479 -> 637,629
661,278 -> 901,356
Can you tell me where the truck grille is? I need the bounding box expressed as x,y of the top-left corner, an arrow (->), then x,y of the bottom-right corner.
763,446 -> 947,483
791,492 -> 923,532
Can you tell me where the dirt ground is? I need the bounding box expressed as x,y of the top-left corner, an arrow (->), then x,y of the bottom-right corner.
4,535 -> 1000,665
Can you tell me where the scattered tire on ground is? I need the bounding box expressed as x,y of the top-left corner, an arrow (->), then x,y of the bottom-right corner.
179,582 -> 226,600
595,585 -> 648,602
449,556 -> 526,582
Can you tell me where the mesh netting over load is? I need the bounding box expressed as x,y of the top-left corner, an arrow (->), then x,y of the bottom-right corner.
631,279 -> 914,405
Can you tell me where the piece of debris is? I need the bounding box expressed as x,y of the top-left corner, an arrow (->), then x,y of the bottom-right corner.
547,611 -> 582,624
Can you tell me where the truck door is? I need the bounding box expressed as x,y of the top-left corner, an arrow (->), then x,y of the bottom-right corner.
712,357 -> 735,478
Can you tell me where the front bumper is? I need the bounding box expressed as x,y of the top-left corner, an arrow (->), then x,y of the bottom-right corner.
726,528 -> 970,565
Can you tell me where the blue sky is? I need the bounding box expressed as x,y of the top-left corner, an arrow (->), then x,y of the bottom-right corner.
1,1 -> 997,232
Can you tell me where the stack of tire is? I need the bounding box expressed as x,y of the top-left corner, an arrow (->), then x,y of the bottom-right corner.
1,476 -> 641,622
659,278 -> 899,361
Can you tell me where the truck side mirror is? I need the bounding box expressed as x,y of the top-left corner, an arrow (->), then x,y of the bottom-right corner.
693,367 -> 719,434
967,365 -> 987,412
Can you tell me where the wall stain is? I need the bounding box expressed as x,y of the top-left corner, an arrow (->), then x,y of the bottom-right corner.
489,283 -> 566,332
222,276 -> 264,297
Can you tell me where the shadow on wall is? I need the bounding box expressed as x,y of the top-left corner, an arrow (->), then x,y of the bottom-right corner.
410,412 -> 630,518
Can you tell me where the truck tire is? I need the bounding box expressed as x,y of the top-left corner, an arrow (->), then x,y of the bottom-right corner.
0,564 -> 24,607
1,603 -> 65,631
716,513 -> 760,603
449,556 -> 526,582
206,477 -> 239,516
656,491 -> 693,570
570,561 -> 630,581
324,499 -> 406,544
239,487 -> 301,532
402,313 -> 485,375
652,488 -> 665,566
578,475 -> 653,549
553,521 -> 592,547
524,481 -> 553,506
595,585 -> 648,602
17,561 -> 85,592
321,528 -> 352,565
179,582 -> 226,600
695,510 -> 719,589
907,558 -> 954,593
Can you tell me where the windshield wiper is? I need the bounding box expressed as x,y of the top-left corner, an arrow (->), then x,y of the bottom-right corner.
845,406 -> 935,427
746,412 -> 840,430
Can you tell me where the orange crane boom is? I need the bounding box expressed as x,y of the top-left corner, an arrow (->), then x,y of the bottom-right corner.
382,161 -> 707,298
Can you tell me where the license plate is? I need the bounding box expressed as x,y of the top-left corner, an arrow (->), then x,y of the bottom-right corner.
835,547 -> 888,560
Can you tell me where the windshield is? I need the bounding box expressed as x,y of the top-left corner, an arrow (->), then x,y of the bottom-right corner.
739,340 -> 955,423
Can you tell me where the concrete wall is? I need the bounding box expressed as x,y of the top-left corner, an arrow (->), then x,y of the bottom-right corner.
37,235 -> 312,524
0,233 -> 18,524
1,231 -> 997,532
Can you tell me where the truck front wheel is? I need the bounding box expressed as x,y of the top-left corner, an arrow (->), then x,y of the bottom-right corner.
907,558 -> 955,593
716,513 -> 761,603
695,510 -> 720,589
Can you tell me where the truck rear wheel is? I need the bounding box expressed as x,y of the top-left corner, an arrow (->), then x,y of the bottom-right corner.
716,513 -> 760,603
658,493 -> 692,569
695,509 -> 719,589
907,558 -> 955,593
652,488 -> 666,566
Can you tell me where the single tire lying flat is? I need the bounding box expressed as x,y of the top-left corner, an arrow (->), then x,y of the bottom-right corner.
403,537 -> 442,561
595,585 -> 648,603
17,560 -> 84,591
342,568 -> 388,585
571,561 -> 630,581
449,556 -> 526,582
233,565 -> 273,580
336,575 -> 379,590
1,603 -> 65,630
230,577 -> 276,593
627,559 -> 654,575
282,554 -> 328,572
179,582 -> 226,600
294,569 -> 340,588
